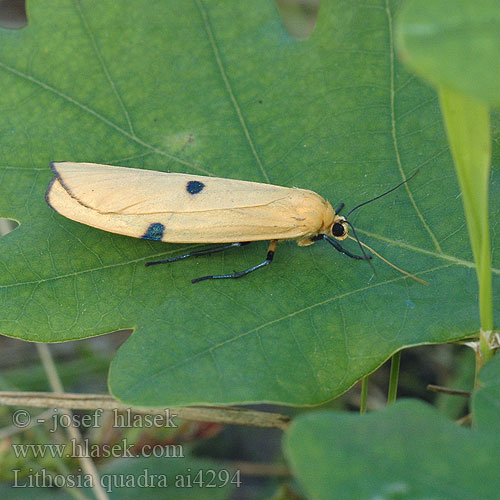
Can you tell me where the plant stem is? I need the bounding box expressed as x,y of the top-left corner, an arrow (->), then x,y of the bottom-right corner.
360,377 -> 368,414
387,351 -> 401,405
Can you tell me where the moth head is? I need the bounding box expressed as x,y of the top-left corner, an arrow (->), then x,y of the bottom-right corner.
330,215 -> 349,241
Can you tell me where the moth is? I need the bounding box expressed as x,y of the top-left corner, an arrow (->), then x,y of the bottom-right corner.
46,162 -> 418,283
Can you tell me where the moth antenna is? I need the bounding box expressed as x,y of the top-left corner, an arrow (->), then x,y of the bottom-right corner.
345,220 -> 377,276
347,235 -> 429,285
345,170 -> 419,218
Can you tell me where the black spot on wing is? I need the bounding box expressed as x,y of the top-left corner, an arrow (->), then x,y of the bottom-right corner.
141,223 -> 165,241
186,180 -> 205,195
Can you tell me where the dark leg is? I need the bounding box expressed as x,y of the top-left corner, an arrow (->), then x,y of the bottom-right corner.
145,242 -> 251,267
335,202 -> 345,214
192,240 -> 277,283
324,235 -> 371,260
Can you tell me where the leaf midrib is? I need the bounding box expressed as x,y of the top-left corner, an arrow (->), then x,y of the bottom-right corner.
1,229 -> 498,292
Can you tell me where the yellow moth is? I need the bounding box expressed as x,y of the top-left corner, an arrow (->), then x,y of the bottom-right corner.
46,162 -> 421,283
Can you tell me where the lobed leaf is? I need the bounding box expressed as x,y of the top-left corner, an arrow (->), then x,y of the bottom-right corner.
0,0 -> 498,405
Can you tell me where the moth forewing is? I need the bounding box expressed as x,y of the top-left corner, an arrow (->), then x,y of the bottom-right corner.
46,162 -> 336,244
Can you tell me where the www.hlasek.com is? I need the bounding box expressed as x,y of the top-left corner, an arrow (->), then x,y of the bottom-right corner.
12,438 -> 184,459
11,468 -> 242,492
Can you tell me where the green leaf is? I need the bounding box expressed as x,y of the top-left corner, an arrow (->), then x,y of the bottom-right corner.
395,0 -> 500,105
438,89 -> 494,363
0,0 -> 499,406
284,400 -> 500,500
472,352 -> 500,434
396,0 -> 497,358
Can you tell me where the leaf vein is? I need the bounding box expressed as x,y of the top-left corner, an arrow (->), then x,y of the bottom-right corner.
385,0 -> 443,253
195,0 -> 270,182
0,60 -> 212,175
74,0 -> 136,136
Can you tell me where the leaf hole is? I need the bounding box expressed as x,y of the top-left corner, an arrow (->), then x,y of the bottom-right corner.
0,218 -> 19,237
0,0 -> 27,30
274,0 -> 320,40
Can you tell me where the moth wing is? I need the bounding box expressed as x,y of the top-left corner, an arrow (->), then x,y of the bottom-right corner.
49,162 -> 293,213
47,163 -> 334,243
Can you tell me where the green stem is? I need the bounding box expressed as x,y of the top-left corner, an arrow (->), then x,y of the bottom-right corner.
360,376 -> 368,414
438,87 -> 494,375
387,351 -> 401,405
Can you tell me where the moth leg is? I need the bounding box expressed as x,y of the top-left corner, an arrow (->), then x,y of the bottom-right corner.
334,202 -> 345,214
324,236 -> 371,260
145,242 -> 251,267
191,240 -> 277,284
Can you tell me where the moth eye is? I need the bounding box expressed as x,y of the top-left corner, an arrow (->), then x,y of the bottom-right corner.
332,222 -> 345,237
